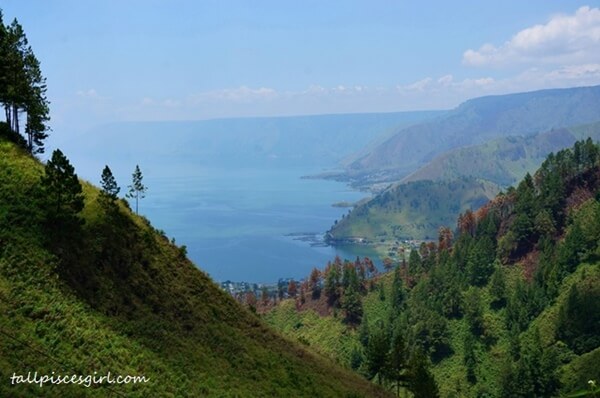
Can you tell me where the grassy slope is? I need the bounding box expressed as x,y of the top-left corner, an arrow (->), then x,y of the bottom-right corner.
0,139 -> 391,397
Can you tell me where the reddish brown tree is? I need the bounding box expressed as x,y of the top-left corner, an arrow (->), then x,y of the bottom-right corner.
438,226 -> 453,252
288,280 -> 298,298
383,257 -> 394,272
458,209 -> 476,236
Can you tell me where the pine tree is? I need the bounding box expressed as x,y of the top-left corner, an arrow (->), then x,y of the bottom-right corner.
390,265 -> 405,318
324,262 -> 341,306
0,15 -> 50,153
407,349 -> 440,398
408,248 -> 423,278
40,149 -> 84,222
359,313 -> 370,347
308,267 -> 321,299
365,325 -> 389,385
100,165 -> 120,201
467,235 -> 496,286
126,164 -> 147,214
287,280 -> 297,298
40,149 -> 84,260
23,49 -> 50,153
341,285 -> 363,325
489,263 -> 507,308
386,330 -> 408,396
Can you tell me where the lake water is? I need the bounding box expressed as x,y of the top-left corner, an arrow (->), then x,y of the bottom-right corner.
141,167 -> 379,283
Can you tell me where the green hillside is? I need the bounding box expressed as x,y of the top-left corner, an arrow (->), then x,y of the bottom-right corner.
267,139 -> 600,397
327,177 -> 501,241
0,136 -> 390,397
329,123 -> 600,242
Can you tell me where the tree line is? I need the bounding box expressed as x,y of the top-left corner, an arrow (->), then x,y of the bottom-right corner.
0,10 -> 49,154
0,9 -> 149,218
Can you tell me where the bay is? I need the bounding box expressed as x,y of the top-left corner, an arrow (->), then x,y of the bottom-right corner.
141,166 -> 379,283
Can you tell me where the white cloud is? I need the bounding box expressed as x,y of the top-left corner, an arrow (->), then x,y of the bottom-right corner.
192,86 -> 278,103
437,74 -> 454,86
116,66 -> 600,122
463,6 -> 600,67
76,88 -> 99,98
401,77 -> 433,91
303,84 -> 327,95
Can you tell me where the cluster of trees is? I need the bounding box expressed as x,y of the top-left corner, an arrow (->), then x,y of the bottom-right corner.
355,265 -> 440,398
0,9 -> 148,215
290,139 -> 600,396
288,254 -> 439,397
315,256 -> 378,324
391,139 -> 600,396
0,10 -> 49,154
38,149 -> 148,256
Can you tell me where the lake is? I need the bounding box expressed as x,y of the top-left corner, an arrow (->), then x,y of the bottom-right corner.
62,115 -> 431,283
141,166 -> 379,283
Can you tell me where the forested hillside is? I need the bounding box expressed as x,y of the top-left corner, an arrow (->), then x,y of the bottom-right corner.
328,177 -> 500,241
267,139 -> 600,398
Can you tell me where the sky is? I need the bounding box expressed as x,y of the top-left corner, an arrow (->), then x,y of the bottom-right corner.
3,1 -> 600,134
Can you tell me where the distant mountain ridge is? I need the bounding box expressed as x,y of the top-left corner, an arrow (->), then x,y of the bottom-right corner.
346,85 -> 600,185
65,111 -> 443,180
328,86 -> 600,242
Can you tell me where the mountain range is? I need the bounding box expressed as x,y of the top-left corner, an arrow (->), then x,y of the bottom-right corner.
329,86 -> 600,241
340,85 -> 600,188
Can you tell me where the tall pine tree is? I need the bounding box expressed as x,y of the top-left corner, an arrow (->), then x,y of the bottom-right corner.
41,149 -> 84,222
0,13 -> 50,153
126,164 -> 147,214
100,165 -> 120,201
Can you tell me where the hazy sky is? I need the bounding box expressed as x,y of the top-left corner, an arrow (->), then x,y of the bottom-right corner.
3,1 -> 600,132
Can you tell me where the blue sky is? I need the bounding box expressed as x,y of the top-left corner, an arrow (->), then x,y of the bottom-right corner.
3,1 -> 600,132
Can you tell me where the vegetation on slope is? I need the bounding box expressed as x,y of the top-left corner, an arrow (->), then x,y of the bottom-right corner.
0,137 -> 391,397
328,177 -> 500,241
0,11 -> 391,397
402,121 -> 600,186
268,139 -> 600,397
326,89 -> 600,245
328,122 -> 600,242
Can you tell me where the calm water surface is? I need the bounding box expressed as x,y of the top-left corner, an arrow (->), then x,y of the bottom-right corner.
142,167 -> 379,283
